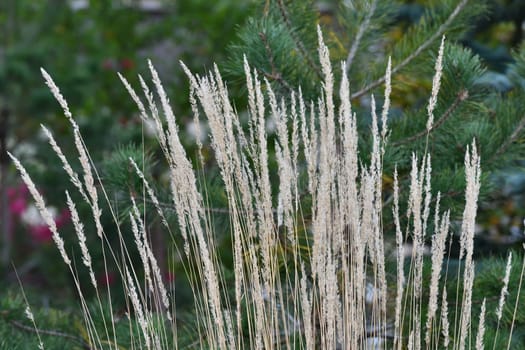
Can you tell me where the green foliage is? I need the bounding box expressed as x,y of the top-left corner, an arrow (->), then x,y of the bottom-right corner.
453,252 -> 525,347
103,144 -> 156,201
0,288 -> 87,349
225,0 -> 525,233
3,0 -> 525,348
0,286 -> 182,349
2,252 -> 524,348
1,0 -> 255,298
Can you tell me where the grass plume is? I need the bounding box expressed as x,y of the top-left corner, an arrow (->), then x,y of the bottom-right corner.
10,27 -> 525,350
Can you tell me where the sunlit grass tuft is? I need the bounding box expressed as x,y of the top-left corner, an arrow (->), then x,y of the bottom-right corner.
10,27 -> 525,350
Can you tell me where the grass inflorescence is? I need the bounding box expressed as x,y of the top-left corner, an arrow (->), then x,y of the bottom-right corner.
9,27 -> 525,349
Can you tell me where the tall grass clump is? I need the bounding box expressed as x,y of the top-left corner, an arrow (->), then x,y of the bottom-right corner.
9,27 -> 525,349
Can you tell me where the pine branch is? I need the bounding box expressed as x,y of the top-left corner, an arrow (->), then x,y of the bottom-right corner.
258,31 -> 294,92
137,196 -> 279,215
345,0 -> 378,73
489,115 -> 525,163
276,0 -> 323,79
392,89 -> 469,146
9,319 -> 92,349
351,0 -> 469,100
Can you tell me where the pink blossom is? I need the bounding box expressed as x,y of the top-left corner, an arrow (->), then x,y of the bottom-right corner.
165,271 -> 176,283
7,184 -> 27,198
9,197 -> 27,216
7,184 -> 29,216
6,184 -> 29,239
120,58 -> 134,70
101,58 -> 115,70
18,184 -> 29,196
98,271 -> 116,287
55,208 -> 71,228
7,187 -> 17,199
27,209 -> 69,243
29,225 -> 53,243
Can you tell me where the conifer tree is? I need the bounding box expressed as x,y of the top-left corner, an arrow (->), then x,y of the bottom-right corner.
224,0 -> 525,237
218,2 -> 525,345
5,1 -> 525,348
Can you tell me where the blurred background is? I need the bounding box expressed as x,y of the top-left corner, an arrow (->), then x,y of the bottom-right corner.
0,0 -> 524,331
0,0 -> 256,299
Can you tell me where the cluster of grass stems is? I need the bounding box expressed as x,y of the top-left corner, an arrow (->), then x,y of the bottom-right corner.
9,28 -> 525,349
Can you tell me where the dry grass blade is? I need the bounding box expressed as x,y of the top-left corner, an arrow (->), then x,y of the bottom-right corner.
16,22 -> 525,350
